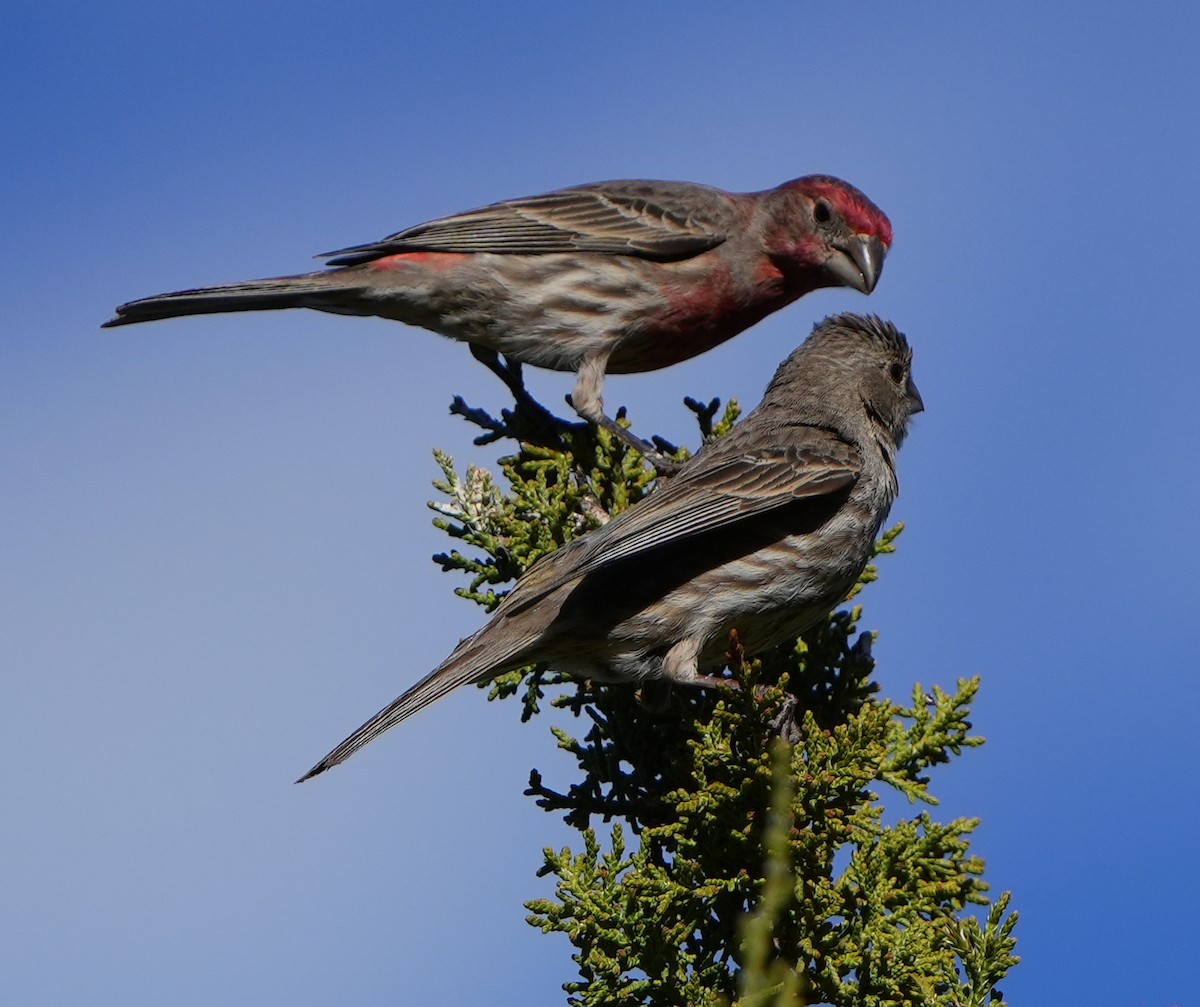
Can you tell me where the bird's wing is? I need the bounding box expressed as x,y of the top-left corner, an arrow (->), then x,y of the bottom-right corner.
321,180 -> 732,265
296,428 -> 858,780
505,427 -> 861,612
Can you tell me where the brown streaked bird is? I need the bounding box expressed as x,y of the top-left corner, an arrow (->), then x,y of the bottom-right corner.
298,312 -> 922,781
104,175 -> 891,457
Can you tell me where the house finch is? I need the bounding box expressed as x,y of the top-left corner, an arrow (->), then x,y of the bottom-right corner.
299,312 -> 922,780
104,175 -> 891,457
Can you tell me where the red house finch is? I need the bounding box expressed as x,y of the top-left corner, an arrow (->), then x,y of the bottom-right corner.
299,312 -> 922,780
104,175 -> 891,456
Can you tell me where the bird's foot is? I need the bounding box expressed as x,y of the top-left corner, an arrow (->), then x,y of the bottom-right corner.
503,395 -> 583,450
586,407 -> 684,476
459,346 -> 583,448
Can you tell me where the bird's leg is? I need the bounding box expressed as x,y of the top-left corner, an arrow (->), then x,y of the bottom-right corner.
470,344 -> 536,409
660,637 -> 739,690
467,345 -> 579,448
568,353 -> 683,475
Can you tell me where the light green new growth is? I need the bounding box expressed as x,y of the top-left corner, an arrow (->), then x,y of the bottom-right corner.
430,390 -> 1018,1005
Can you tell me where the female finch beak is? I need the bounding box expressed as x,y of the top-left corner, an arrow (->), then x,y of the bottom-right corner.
826,235 -> 887,293
907,380 -> 925,415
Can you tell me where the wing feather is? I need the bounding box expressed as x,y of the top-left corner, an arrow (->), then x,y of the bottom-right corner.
321,181 -> 733,265
503,427 -> 861,615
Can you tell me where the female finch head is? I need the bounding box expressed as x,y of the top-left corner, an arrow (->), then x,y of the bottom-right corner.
763,313 -> 923,446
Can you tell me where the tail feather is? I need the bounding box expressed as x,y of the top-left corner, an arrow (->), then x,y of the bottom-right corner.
296,631 -> 533,783
102,272 -> 360,327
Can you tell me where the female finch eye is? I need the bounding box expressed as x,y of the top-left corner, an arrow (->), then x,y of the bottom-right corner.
888,362 -> 904,383
813,200 -> 833,223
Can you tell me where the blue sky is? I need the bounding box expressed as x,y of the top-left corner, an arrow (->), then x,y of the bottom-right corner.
4,2 -> 1198,1004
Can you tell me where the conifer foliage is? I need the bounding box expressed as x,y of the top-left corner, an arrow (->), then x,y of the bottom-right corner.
429,385 -> 1018,1006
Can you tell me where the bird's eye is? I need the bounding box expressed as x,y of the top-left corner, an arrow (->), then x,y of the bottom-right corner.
813,200 -> 833,224
888,362 -> 905,384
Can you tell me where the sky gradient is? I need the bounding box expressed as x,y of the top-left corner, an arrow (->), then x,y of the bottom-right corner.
4,3 -> 1199,1004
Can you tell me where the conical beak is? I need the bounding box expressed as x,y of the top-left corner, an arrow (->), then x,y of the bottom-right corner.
906,378 -> 924,415
825,234 -> 887,294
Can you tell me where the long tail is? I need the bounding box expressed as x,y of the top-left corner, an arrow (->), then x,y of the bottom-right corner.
102,271 -> 364,327
296,629 -> 533,783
